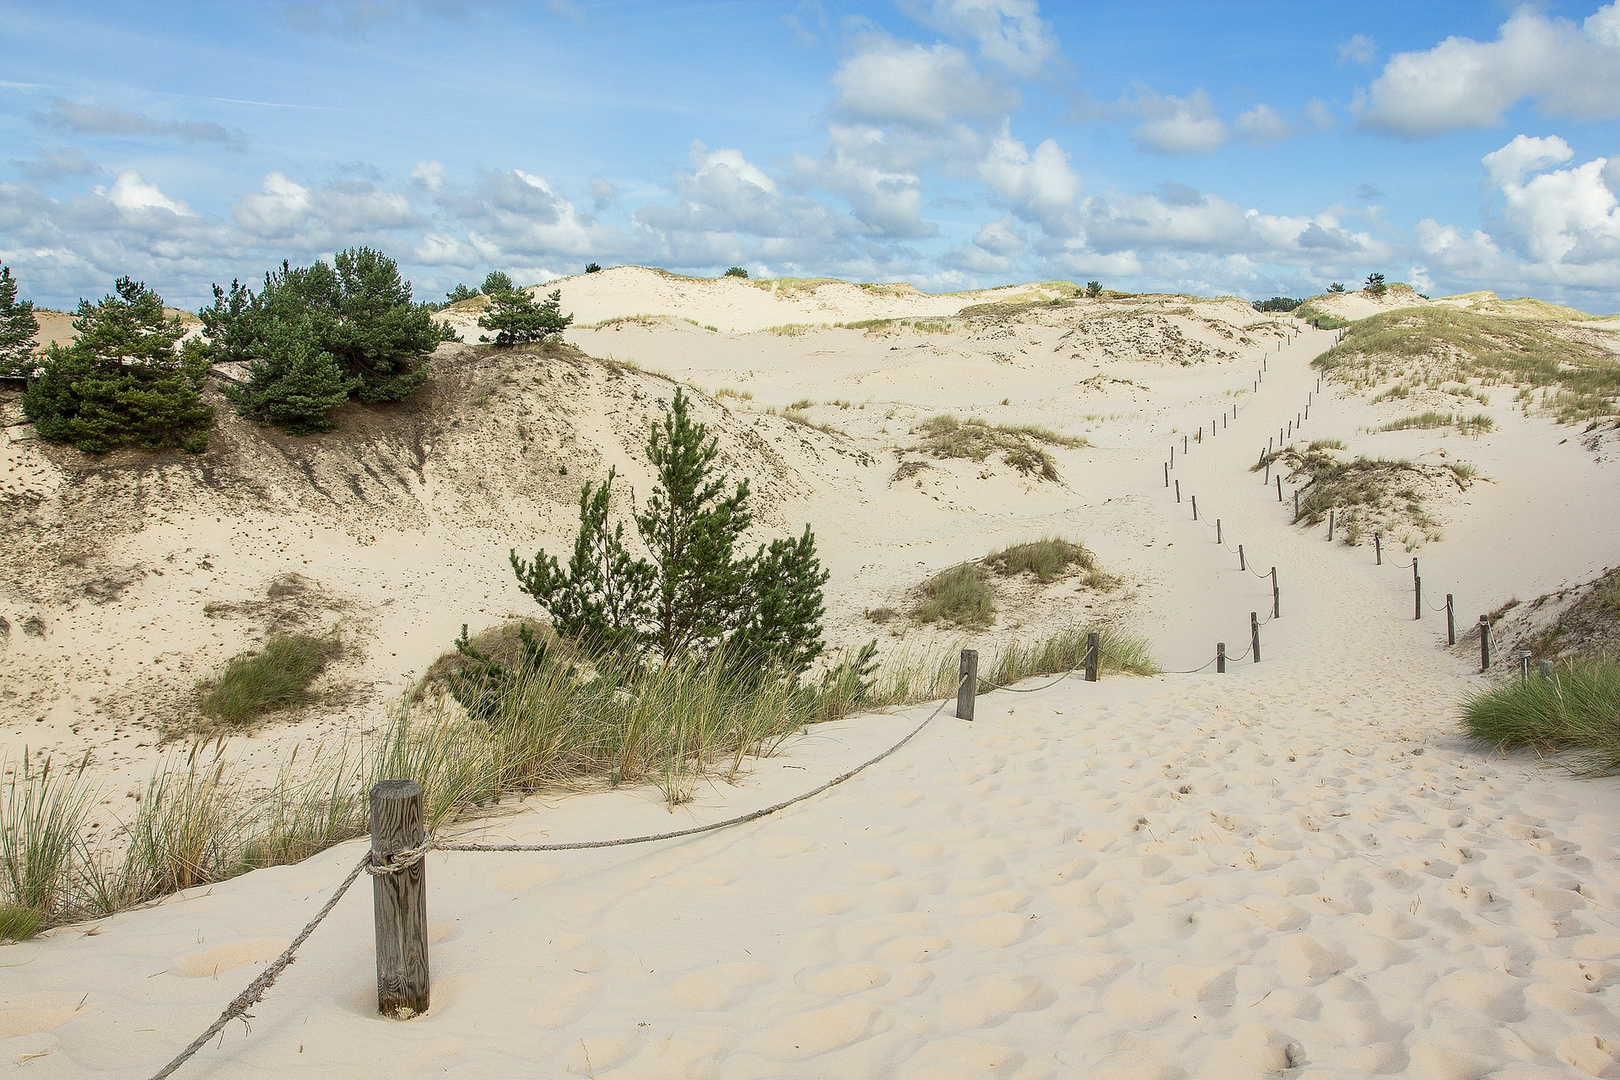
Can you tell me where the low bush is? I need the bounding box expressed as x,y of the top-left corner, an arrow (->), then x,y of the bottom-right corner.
1461,657 -> 1620,774
1374,411 -> 1495,436
910,564 -> 996,628
196,631 -> 342,727
915,415 -> 1085,482
724,266 -> 748,278
986,536 -> 1114,588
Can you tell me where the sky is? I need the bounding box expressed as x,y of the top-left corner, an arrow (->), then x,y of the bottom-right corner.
2,1 -> 1620,312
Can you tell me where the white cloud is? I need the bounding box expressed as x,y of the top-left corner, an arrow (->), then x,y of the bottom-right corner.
95,170 -> 195,216
410,159 -> 446,192
588,175 -> 619,210
234,171 -> 418,242
1234,104 -> 1292,145
832,39 -> 1016,127
1482,133 -> 1574,188
1357,4 -> 1620,138
791,126 -> 935,239
36,98 -> 242,147
978,124 -> 1083,237
1129,89 -> 1228,155
1338,34 -> 1376,65
898,0 -> 1057,76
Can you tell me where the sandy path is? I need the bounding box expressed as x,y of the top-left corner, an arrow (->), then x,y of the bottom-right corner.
6,334 -> 1620,1079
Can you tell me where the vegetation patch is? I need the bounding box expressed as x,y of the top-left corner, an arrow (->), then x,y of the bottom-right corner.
1257,442 -> 1475,547
910,564 -> 997,629
915,414 -> 1085,481
1372,411 -> 1495,436
1317,307 -> 1620,427
986,536 -> 1116,589
1292,303 -> 1351,329
1461,657 -> 1620,775
1506,566 -> 1620,660
196,630 -> 343,728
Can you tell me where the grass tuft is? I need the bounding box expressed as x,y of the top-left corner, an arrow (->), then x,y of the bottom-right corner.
196,631 -> 342,727
986,536 -> 1116,589
915,415 -> 1085,482
0,755 -> 96,930
910,564 -> 996,628
1460,657 -> 1620,774
1373,411 -> 1495,436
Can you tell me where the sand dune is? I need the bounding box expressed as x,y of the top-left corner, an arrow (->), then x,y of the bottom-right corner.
3,271 -> 1619,1077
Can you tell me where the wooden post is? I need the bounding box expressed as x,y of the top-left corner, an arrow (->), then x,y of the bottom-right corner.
1238,544 -> 1245,571
1375,532 -> 1382,565
1294,490 -> 1299,518
1479,616 -> 1490,672
1084,632 -> 1100,683
1216,642 -> 1226,673
1446,594 -> 1455,645
1276,476 -> 1282,502
956,649 -> 978,720
1192,495 -> 1198,521
1170,444 -> 1174,466
1184,435 -> 1189,454
1414,576 -> 1422,620
1268,436 -> 1273,454
1412,559 -> 1419,588
1328,509 -> 1334,541
371,780 -> 430,1019
1175,479 -> 1180,503
1271,567 -> 1279,619
1287,420 -> 1291,438
1265,461 -> 1270,483
1250,612 -> 1261,663
1539,658 -> 1554,678
1164,461 -> 1169,487
1216,518 -> 1221,545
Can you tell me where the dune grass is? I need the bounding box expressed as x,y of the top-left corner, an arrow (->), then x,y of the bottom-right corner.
1461,657 -> 1620,774
916,415 -> 1086,482
1373,411 -> 1495,436
1256,442 -> 1474,546
910,564 -> 997,629
1318,308 -> 1620,426
0,755 -> 96,935
987,536 -> 1116,589
196,630 -> 341,728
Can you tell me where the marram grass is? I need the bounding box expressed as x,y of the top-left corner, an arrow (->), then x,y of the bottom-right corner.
1460,656 -> 1620,775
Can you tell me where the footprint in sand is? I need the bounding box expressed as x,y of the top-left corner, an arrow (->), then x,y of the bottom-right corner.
794,962 -> 892,997
941,974 -> 1056,1027
170,938 -> 291,978
898,1036 -> 1023,1078
804,892 -> 858,915
0,994 -> 91,1039
962,912 -> 1033,950
751,1000 -> 883,1062
667,962 -> 773,1010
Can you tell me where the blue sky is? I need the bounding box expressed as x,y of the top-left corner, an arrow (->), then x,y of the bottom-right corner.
3,1 -> 1620,311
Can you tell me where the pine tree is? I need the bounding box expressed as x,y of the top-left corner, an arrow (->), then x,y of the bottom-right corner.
0,263 -> 39,380
230,316 -> 356,434
481,271 -> 515,296
23,277 -> 214,453
477,287 -> 573,347
508,388 -> 829,675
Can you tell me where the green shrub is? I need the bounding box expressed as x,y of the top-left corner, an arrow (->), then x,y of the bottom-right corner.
445,283 -> 481,304
478,287 -> 573,347
987,536 -> 1115,588
196,631 -> 342,727
1085,281 -> 1102,298
1461,657 -> 1620,774
1253,297 -> 1301,312
724,266 -> 748,278
23,277 -> 214,453
911,564 -> 996,628
915,415 -> 1085,481
1373,411 -> 1495,436
585,262 -> 603,274
0,903 -> 42,941
0,757 -> 96,926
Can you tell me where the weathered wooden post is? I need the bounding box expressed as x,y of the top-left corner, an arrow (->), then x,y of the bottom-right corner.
1271,568 -> 1280,619
1539,659 -> 1554,678
1276,476 -> 1282,502
1164,461 -> 1169,487
1294,490 -> 1299,518
1238,543 -> 1245,571
1375,533 -> 1382,565
1216,518 -> 1222,545
1216,642 -> 1226,673
1184,435 -> 1189,454
1084,632 -> 1100,683
1170,444 -> 1175,466
1287,420 -> 1292,438
956,649 -> 978,720
1446,594 -> 1455,645
371,780 -> 430,1020
1479,616 -> 1490,672
1250,612 -> 1261,663
1414,575 -> 1422,620
1192,495 -> 1198,521
1175,479 -> 1181,503
1328,509 -> 1334,541
1412,559 -> 1419,590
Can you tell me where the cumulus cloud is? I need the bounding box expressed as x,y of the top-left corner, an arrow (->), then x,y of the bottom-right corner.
589,175 -> 619,210
1356,4 -> 1620,138
1233,104 -> 1292,145
898,0 -> 1057,76
95,171 -> 196,216
832,39 -> 1016,127
234,171 -> 419,242
1338,33 -> 1376,65
792,127 -> 935,238
35,98 -> 242,147
1127,89 -> 1228,155
977,124 -> 1083,237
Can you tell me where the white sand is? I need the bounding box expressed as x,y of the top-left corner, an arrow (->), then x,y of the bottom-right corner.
4,273 -> 1620,1077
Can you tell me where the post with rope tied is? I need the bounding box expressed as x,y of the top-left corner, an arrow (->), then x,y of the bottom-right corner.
371,780 -> 430,1019
1216,642 -> 1226,673
1271,567 -> 1280,619
1250,612 -> 1261,663
1479,616 -> 1491,672
1085,632 -> 1100,682
957,649 -> 978,720
1447,594 -> 1456,645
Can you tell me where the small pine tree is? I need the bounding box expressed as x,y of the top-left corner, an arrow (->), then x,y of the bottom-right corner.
481,271 -> 515,296
23,277 -> 214,453
1085,281 -> 1103,298
0,262 -> 40,380
1364,272 -> 1386,296
723,266 -> 748,278
728,525 -> 829,675
230,316 -> 356,434
1327,282 -> 1346,293
477,287 -> 573,347
445,283 -> 481,304
584,262 -> 603,274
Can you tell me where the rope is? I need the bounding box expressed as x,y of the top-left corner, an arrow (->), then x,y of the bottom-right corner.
374,675 -> 970,867
1162,654 -> 1220,675
145,855 -> 371,1080
1425,596 -> 1452,613
982,667 -> 1076,694
150,675 -> 970,1078
1386,555 -> 1415,570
